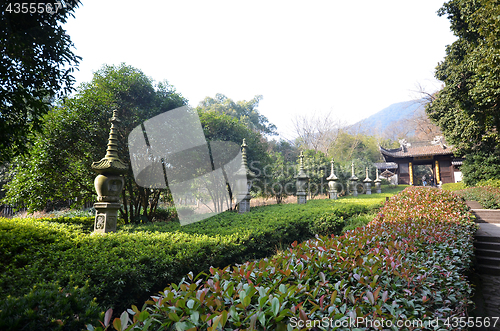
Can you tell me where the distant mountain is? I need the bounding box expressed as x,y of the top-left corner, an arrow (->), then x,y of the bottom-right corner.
350,99 -> 428,136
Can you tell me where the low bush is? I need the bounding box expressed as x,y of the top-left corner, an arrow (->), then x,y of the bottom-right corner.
477,178 -> 500,188
0,281 -> 101,331
441,182 -> 465,191
0,198 -> 379,330
456,186 -> 500,209
92,187 -> 476,330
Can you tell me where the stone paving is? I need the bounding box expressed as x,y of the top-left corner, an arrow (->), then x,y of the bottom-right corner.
467,201 -> 500,330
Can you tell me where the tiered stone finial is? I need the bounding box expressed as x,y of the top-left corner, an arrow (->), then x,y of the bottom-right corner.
237,139 -> 256,213
296,151 -> 309,204
363,167 -> 373,195
374,168 -> 382,193
349,161 -> 359,196
91,109 -> 128,175
326,158 -> 338,199
91,109 -> 128,233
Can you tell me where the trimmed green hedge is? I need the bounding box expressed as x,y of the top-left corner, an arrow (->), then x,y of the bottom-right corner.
0,199 -> 375,330
457,186 -> 500,209
90,187 -> 476,330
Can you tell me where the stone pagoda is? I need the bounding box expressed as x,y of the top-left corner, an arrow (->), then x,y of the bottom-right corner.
374,168 -> 382,193
91,109 -> 128,233
363,167 -> 372,195
349,162 -> 359,197
237,139 -> 256,213
296,151 -> 309,204
326,158 -> 338,199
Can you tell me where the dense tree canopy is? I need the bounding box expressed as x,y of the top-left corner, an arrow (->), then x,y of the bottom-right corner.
1,0 -> 82,161
3,64 -> 187,221
197,94 -> 277,136
426,0 -> 500,184
3,64 -> 275,220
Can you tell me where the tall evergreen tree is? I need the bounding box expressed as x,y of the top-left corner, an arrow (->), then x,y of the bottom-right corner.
426,0 -> 500,184
1,0 -> 82,161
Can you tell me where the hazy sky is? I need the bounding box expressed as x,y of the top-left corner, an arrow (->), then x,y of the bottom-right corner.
64,0 -> 456,140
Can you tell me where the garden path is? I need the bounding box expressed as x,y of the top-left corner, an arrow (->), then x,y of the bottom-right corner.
467,201 -> 500,330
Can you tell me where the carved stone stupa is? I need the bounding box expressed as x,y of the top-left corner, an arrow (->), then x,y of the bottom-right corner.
91,109 -> 128,233
237,139 -> 256,213
296,152 -> 309,204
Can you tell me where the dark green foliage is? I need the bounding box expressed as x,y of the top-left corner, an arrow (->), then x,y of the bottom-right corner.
90,188 -> 475,330
457,186 -> 500,209
0,200 -> 374,329
197,93 -> 277,136
2,64 -> 187,222
426,0 -> 500,184
0,0 -> 82,161
198,109 -> 270,173
460,148 -> 500,186
0,282 -> 100,331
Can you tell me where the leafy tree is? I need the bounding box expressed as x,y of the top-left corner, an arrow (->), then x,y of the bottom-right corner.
254,151 -> 295,204
328,131 -> 382,165
1,0 -> 82,161
426,0 -> 500,184
267,139 -> 300,164
3,64 -> 187,222
302,149 -> 330,198
461,149 -> 500,186
197,93 -> 277,136
197,109 -> 270,210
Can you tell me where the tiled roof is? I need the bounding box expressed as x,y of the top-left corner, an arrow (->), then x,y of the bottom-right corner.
374,162 -> 398,169
380,144 -> 455,158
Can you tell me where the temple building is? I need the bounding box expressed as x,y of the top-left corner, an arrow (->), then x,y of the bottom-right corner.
377,136 -> 463,185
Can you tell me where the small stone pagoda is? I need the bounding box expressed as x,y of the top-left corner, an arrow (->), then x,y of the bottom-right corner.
363,167 -> 372,195
349,162 -> 359,197
296,152 -> 309,204
326,158 -> 338,199
237,139 -> 256,213
374,168 -> 382,193
91,109 -> 128,233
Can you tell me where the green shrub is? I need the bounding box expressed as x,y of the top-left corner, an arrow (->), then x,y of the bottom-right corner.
442,182 -> 465,191
341,212 -> 376,232
0,281 -> 101,331
90,187 -> 475,330
477,178 -> 500,188
151,206 -> 177,222
456,186 -> 500,209
0,199 -> 378,330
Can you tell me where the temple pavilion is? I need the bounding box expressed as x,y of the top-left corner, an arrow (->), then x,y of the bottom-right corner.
376,136 -> 463,185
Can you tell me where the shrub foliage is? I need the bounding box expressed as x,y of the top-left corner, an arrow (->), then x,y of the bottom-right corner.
88,187 -> 476,330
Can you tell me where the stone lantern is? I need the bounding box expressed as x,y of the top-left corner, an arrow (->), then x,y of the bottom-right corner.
91,109 -> 128,233
237,139 -> 255,213
326,158 -> 338,199
374,168 -> 382,194
349,162 -> 359,197
363,167 -> 372,195
296,151 -> 309,204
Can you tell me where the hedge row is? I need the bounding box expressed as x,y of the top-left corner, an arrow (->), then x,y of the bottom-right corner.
456,185 -> 500,209
0,199 -> 373,330
93,187 -> 476,330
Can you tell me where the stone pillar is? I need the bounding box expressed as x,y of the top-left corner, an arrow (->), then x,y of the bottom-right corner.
237,139 -> 255,213
363,167 -> 372,195
91,109 -> 128,233
409,161 -> 414,185
326,158 -> 338,199
435,160 -> 441,184
349,162 -> 359,197
296,151 -> 309,204
374,168 -> 382,194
